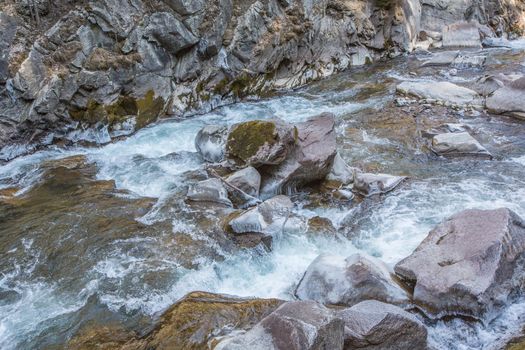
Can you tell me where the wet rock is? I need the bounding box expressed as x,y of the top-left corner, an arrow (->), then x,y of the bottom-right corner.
420,50 -> 459,67
353,173 -> 406,197
228,195 -> 306,235
195,125 -> 228,163
295,254 -> 408,307
231,232 -> 273,250
216,301 -> 345,350
397,81 -> 482,107
431,132 -> 491,158
338,300 -> 428,350
225,166 -> 261,197
187,178 -> 232,207
326,153 -> 358,185
226,120 -> 296,167
451,53 -> 486,69
487,77 -> 525,120
145,12 -> 199,55
307,216 -> 337,236
442,22 -> 482,48
260,113 -> 337,195
394,208 -> 525,321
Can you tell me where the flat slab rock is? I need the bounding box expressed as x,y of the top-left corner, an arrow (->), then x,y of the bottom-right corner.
396,81 -> 482,107
432,132 -> 491,158
295,253 -> 409,307
395,208 -> 525,321
353,173 -> 406,197
187,178 -> 232,206
486,77 -> 525,120
338,300 -> 428,350
442,21 -> 482,48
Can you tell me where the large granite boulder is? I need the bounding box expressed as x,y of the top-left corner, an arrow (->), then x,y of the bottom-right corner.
260,113 -> 337,195
295,254 -> 409,307
486,77 -> 525,120
431,132 -> 491,158
338,300 -> 428,350
195,125 -> 228,163
225,166 -> 261,198
226,120 -> 296,167
395,208 -> 525,321
353,173 -> 406,197
215,301 -> 345,350
396,81 -> 482,107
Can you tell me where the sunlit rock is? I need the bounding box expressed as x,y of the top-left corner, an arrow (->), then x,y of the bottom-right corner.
187,178 -> 232,207
295,253 -> 409,307
215,301 -> 345,350
431,132 -> 491,158
338,300 -> 428,350
396,81 -> 482,107
487,76 -> 525,120
353,173 -> 406,197
395,208 -> 525,321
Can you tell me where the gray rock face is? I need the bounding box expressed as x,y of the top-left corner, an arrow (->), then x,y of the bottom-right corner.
442,22 -> 482,48
397,81 -> 482,107
395,208 -> 525,321
338,300 -> 428,350
486,77 -> 525,120
226,166 -> 261,198
145,12 -> 199,55
164,0 -> 205,15
186,178 -> 232,207
261,113 -> 337,195
0,13 -> 17,84
431,132 -> 491,157
229,195 -> 306,235
216,301 -> 345,350
195,125 -> 228,163
353,173 -> 406,197
295,254 -> 409,307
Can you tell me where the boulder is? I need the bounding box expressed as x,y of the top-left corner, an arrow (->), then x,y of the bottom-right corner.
215,301 -> 345,350
145,12 -> 199,55
451,53 -> 486,69
338,300 -> 428,350
420,50 -> 459,67
295,254 -> 409,307
353,173 -> 406,197
226,120 -> 296,167
195,125 -> 228,163
431,132 -> 491,158
228,195 -> 306,235
225,166 -> 261,198
442,22 -> 482,48
326,153 -> 358,185
186,178 -> 232,206
486,77 -> 525,120
260,113 -> 337,195
396,81 -> 482,107
394,208 -> 525,321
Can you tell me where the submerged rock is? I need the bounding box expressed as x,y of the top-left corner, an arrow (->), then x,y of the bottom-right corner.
431,132 -> 491,158
338,300 -> 428,350
295,254 -> 408,307
397,81 -> 482,107
442,22 -> 482,48
226,120 -> 296,167
353,173 -> 406,197
195,125 -> 228,163
395,208 -> 525,321
216,301 -> 345,350
260,113 -> 337,195
487,77 -> 525,120
187,178 -> 232,207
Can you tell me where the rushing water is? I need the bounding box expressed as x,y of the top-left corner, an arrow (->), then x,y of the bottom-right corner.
1,48 -> 525,349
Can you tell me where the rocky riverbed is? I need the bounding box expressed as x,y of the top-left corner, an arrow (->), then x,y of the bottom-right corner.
1,43 -> 525,349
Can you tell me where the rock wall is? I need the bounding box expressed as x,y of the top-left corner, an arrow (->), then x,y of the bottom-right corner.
0,0 -> 523,159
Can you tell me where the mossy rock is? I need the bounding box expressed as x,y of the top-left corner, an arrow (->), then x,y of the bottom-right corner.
69,90 -> 165,131
226,120 -> 294,166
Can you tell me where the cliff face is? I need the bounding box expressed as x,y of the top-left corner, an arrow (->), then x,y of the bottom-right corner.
0,0 -> 523,159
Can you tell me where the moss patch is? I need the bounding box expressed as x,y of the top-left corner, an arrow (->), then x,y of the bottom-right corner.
226,121 -> 278,163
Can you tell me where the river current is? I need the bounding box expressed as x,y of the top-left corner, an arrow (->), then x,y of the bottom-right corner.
1,49 -> 525,349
